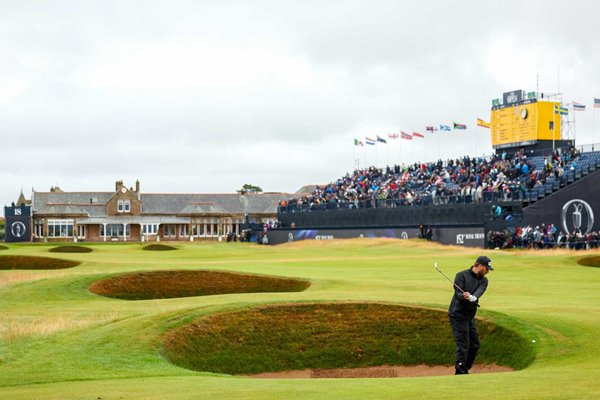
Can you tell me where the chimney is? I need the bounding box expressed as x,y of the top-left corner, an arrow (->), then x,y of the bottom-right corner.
115,180 -> 124,191
135,180 -> 140,193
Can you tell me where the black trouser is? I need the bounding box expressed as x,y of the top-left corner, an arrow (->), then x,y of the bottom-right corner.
449,316 -> 480,374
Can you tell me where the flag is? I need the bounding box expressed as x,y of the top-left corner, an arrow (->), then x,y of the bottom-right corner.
554,105 -> 568,115
572,102 -> 586,111
388,133 -> 399,139
354,138 -> 364,146
439,124 -> 451,131
477,118 -> 491,128
412,132 -> 424,138
453,122 -> 467,130
594,98 -> 600,108
426,126 -> 438,132
365,137 -> 376,145
376,135 -> 387,144
400,131 -> 413,140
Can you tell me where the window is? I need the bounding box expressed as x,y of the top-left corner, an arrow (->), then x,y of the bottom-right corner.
124,200 -> 130,212
180,225 -> 188,236
118,200 -> 123,212
163,225 -> 176,237
47,220 -> 74,237
77,225 -> 86,239
142,224 -> 159,234
34,221 -> 45,237
100,224 -> 130,237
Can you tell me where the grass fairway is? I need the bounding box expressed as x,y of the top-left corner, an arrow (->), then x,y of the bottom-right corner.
0,239 -> 599,399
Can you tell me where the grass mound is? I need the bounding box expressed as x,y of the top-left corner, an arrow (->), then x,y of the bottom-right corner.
161,303 -> 535,375
577,256 -> 600,267
0,245 -> 8,250
0,255 -> 81,270
49,245 -> 93,253
89,270 -> 311,300
142,244 -> 177,251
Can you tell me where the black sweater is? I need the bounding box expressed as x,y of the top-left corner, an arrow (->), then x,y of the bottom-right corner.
448,268 -> 489,320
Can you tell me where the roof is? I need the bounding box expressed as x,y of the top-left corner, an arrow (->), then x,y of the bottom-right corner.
31,191 -> 290,217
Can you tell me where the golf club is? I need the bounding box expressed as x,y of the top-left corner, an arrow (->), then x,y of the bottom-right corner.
434,262 -> 480,307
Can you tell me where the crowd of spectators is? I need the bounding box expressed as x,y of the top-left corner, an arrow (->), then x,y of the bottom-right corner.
486,224 -> 600,249
280,147 -> 582,212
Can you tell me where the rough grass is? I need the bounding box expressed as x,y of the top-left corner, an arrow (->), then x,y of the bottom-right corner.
49,246 -> 93,253
88,270 -> 311,300
161,302 -> 534,375
576,255 -> 600,267
142,244 -> 177,251
0,255 -> 80,270
0,245 -> 8,250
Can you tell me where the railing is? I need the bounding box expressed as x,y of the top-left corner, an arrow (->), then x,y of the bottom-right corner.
487,236 -> 600,250
279,192 -> 533,213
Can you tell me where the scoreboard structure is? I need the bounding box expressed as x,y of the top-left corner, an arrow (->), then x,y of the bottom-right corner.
490,89 -> 562,150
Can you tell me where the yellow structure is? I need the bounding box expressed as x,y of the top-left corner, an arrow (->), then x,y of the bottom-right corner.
490,101 -> 561,148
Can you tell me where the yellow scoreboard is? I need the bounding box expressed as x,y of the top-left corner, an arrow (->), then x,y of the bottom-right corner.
490,101 -> 561,148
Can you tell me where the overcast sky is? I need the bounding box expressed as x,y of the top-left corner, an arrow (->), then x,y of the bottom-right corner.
2,0 -> 600,207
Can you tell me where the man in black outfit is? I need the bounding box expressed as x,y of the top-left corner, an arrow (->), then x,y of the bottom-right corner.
448,255 -> 494,375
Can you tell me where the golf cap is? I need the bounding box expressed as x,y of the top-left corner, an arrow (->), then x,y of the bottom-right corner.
475,256 -> 494,270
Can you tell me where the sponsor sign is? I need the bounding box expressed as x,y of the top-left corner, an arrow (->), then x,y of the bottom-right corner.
503,90 -> 523,105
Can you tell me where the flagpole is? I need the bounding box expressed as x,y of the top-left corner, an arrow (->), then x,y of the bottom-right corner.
386,135 -> 389,167
594,104 -> 596,151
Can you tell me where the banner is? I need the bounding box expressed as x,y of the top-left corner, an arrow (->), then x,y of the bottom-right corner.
4,205 -> 32,242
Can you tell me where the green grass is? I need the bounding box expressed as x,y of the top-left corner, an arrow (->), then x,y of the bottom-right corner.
49,245 -> 93,253
89,269 -> 310,300
0,255 -> 80,269
0,245 -> 8,251
577,255 -> 600,267
0,239 -> 599,400
161,302 -> 533,374
142,244 -> 178,251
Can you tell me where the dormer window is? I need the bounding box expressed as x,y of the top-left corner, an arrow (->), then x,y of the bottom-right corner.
117,199 -> 131,213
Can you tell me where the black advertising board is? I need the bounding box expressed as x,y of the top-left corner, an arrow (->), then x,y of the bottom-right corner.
523,170 -> 600,234
502,90 -> 523,105
265,226 -> 485,247
4,205 -> 32,242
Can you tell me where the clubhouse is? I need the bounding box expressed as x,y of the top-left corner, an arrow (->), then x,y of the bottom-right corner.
27,180 -> 291,242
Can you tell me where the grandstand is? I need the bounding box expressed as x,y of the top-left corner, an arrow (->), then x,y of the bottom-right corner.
270,146 -> 600,247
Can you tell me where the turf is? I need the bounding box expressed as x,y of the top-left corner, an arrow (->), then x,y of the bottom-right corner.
49,245 -> 93,253
142,244 -> 178,251
576,255 -> 600,267
162,302 -> 532,374
89,269 -> 310,300
0,255 -> 81,270
0,245 -> 8,250
0,239 -> 599,400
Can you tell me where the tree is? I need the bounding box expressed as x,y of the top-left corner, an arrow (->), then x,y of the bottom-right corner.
237,184 -> 263,194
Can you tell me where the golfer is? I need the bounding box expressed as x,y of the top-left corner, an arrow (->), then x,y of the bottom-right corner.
448,255 -> 493,375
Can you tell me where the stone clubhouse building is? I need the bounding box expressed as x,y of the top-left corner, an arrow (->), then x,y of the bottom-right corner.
21,180 -> 291,242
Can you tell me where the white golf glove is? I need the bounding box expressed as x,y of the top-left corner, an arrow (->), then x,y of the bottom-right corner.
468,295 -> 478,302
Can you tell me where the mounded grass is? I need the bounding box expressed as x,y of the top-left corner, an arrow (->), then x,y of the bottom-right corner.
89,270 -> 311,300
161,302 -> 533,375
576,255 -> 600,267
0,255 -> 80,270
142,244 -> 177,251
49,246 -> 93,253
0,245 -> 8,250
